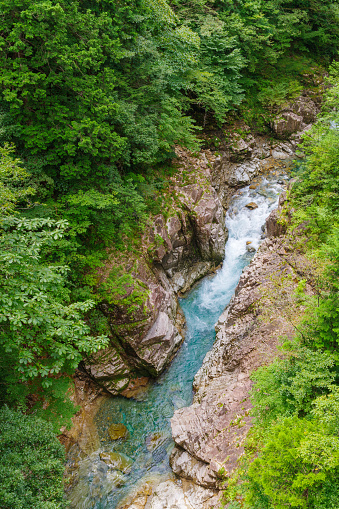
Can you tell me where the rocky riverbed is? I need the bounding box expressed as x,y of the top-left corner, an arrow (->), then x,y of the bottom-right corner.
64,94 -> 318,508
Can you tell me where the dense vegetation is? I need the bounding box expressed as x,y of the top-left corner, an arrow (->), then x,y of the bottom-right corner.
223,65 -> 339,508
0,0 -> 338,506
0,406 -> 66,508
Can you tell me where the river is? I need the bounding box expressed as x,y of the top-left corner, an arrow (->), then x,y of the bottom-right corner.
68,170 -> 287,508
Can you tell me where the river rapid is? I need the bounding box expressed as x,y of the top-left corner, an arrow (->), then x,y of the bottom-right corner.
68,170 -> 288,509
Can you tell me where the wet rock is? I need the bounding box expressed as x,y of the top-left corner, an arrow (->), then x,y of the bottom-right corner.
246,245 -> 256,253
120,377 -> 149,399
152,446 -> 168,464
106,470 -> 125,487
245,202 -> 258,210
171,262 -> 214,294
99,452 -> 133,473
108,423 -> 128,440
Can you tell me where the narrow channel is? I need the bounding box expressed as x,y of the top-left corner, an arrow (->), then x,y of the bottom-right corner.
69,170 -> 287,509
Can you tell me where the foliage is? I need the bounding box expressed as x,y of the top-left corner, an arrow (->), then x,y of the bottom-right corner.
251,347 -> 336,427
0,406 -> 67,509
0,0 -> 200,188
246,412 -> 339,509
1,0 -> 339,505
0,142 -> 35,215
0,216 -> 108,426
99,267 -> 149,318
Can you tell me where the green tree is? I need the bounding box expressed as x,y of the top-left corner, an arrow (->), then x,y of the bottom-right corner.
0,216 -> 108,408
0,142 -> 34,215
246,408 -> 339,509
0,0 -> 199,188
0,406 -> 67,509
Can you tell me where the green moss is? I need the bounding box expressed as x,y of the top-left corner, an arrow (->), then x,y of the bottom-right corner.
99,266 -> 149,316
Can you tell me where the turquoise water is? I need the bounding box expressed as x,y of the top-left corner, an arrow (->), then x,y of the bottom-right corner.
68,172 -> 286,508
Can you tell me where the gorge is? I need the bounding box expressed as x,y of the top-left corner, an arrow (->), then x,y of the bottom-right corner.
66,138 -> 295,508
1,2 -> 338,507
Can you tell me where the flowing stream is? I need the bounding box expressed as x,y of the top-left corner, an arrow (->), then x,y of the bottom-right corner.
68,170 -> 288,509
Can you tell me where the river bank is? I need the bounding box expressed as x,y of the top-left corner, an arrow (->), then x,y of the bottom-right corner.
63,94 -> 318,509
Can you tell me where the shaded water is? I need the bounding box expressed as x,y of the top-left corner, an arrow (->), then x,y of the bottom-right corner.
68,172 -> 287,508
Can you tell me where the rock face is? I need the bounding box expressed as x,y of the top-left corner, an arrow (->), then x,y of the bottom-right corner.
67,93 -> 319,508
211,94 -> 319,207
84,149 -> 228,394
272,96 -> 317,139
59,371 -> 106,454
170,200 -> 312,495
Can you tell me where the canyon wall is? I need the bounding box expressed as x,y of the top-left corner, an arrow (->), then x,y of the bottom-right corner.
82,94 -> 318,397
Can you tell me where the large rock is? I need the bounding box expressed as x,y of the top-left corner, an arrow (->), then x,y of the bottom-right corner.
175,184 -> 227,263
133,311 -> 182,375
272,95 -> 318,139
213,156 -> 261,188
265,190 -> 288,238
229,136 -> 254,162
170,447 -> 218,488
272,111 -> 304,138
291,96 -> 317,124
85,347 -> 131,395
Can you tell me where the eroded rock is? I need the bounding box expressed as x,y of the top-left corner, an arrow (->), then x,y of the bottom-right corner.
81,95 -> 316,398
84,150 -> 228,394
170,447 -> 218,488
